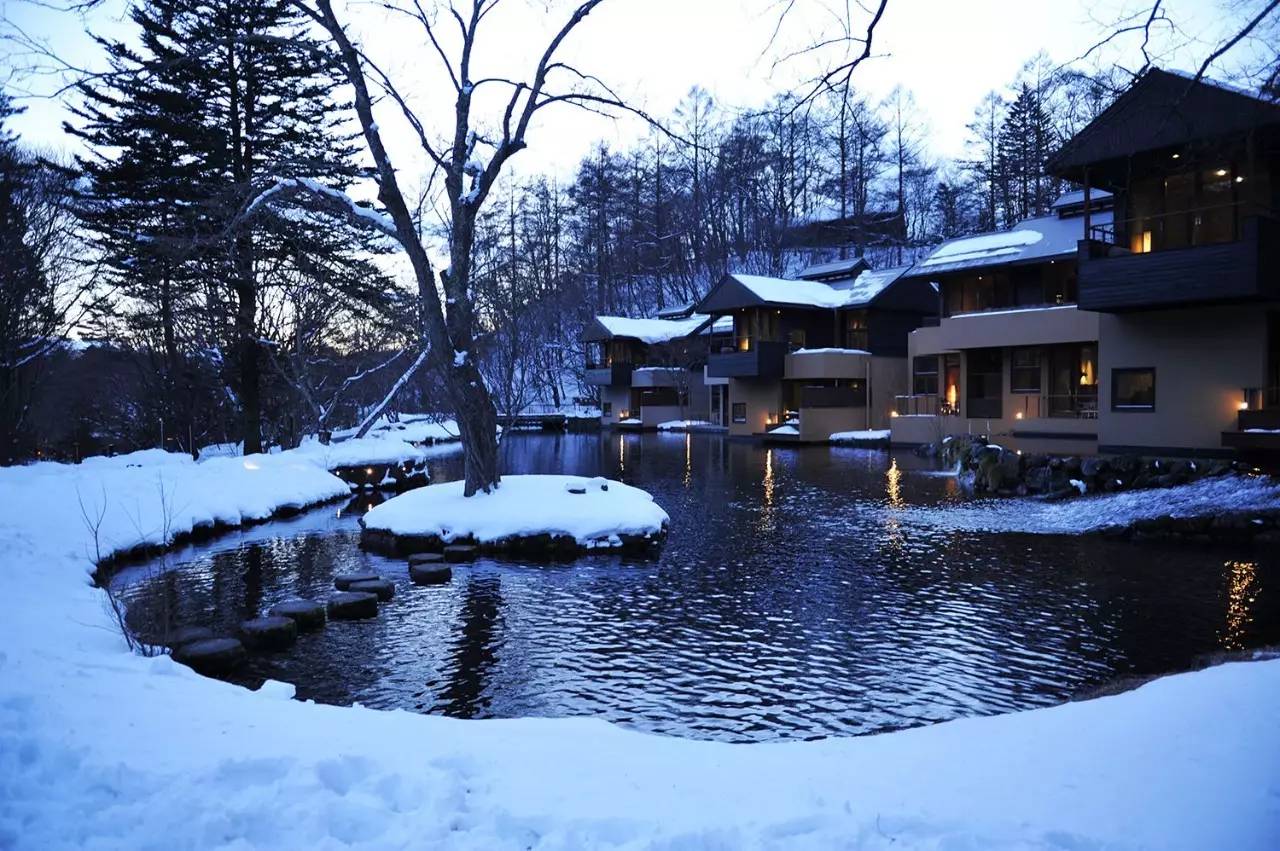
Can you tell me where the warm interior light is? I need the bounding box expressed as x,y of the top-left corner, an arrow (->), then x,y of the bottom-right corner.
1238,401 -> 1250,411
890,410 -> 900,418
1235,176 -> 1245,183
1214,168 -> 1228,177
1171,153 -> 1180,159
1015,411 -> 1024,420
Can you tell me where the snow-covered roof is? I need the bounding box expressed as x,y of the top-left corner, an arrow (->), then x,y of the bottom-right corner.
909,208 -> 1112,277
584,314 -> 709,344
1051,188 -> 1113,209
701,265 -> 911,313
827,266 -> 910,306
796,257 -> 868,281
729,274 -> 850,308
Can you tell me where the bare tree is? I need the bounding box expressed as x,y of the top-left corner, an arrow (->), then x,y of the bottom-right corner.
287,0 -> 664,495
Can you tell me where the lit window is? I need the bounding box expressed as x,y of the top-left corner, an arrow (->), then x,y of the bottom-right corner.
1112,368 -> 1155,412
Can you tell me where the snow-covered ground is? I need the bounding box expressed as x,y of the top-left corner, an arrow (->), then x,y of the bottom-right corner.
1,452 -> 1279,849
829,429 -> 891,444
657,419 -> 716,431
895,473 -> 1280,535
362,474 -> 669,548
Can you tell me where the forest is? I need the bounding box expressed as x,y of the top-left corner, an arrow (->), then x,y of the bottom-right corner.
0,0 -> 1266,471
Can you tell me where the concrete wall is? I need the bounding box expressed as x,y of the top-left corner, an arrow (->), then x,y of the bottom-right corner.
726,379 -> 781,437
599,386 -> 631,426
785,350 -> 868,380
798,406 -> 866,441
868,355 -> 908,430
1097,305 -> 1269,453
913,305 -> 1101,352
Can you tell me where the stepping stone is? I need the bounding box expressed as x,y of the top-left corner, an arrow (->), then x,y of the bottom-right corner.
327,591 -> 378,620
334,572 -> 379,591
268,599 -> 327,632
409,562 -> 452,585
171,638 -> 246,674
407,552 -> 445,566
565,484 -> 587,495
237,616 -> 298,652
165,625 -> 214,648
443,544 -> 478,563
347,578 -> 395,601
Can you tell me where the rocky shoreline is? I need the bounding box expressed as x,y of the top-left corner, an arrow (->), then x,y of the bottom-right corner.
917,434 -> 1280,543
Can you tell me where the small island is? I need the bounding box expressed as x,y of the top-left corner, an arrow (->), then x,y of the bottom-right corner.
359,474 -> 670,558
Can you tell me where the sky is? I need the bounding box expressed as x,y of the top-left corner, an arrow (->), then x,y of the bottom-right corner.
0,0 -> 1256,185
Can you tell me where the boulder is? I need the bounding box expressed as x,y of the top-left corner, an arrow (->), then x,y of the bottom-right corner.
409,561 -> 453,585
443,544 -> 478,563
348,578 -> 395,601
171,637 -> 246,674
334,572 -> 380,591
268,599 -> 327,632
327,591 -> 379,620
408,552 -> 445,566
165,625 -> 214,648
237,616 -> 298,652
1080,456 -> 1109,477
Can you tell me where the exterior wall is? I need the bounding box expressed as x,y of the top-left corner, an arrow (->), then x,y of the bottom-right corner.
785,350 -> 867,379
798,406 -> 865,441
913,305 -> 1100,352
638,368 -> 710,428
599,386 -> 631,426
726,378 -> 780,437
868,355 -> 908,429
1097,305 -> 1269,453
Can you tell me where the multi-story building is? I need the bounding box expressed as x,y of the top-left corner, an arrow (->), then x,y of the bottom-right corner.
890,191 -> 1113,455
894,68 -> 1279,458
582,310 -> 731,429
693,259 -> 937,440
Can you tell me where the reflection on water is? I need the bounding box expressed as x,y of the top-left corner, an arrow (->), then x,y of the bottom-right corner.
113,433 -> 1280,743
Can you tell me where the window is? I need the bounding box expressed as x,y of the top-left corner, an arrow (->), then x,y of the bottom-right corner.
1112,368 -> 1155,411
602,402 -> 612,416
912,356 -> 939,395
731,402 -> 747,424
1010,347 -> 1042,393
845,311 -> 869,350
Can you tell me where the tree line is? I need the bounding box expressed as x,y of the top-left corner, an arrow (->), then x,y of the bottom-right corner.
0,0 -> 1193,466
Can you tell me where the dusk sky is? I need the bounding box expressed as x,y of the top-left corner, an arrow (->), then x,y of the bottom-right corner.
2,0 -> 1257,182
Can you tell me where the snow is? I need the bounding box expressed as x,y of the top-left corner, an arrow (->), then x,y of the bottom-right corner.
292,435 -> 426,469
830,429 -> 891,443
591,315 -> 709,344
332,414 -> 468,445
617,417 -> 642,424
949,303 -> 1079,318
453,349 -> 468,366
791,347 -> 871,356
728,274 -> 850,308
920,229 -> 1043,267
896,474 -> 1280,535
1,452 -> 1279,848
657,419 -> 715,430
767,425 -> 800,435
360,474 -> 669,547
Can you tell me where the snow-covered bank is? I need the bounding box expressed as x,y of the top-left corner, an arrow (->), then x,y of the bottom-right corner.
829,428 -> 891,445
361,474 -> 669,550
2,454 -> 1279,849
895,473 -> 1280,535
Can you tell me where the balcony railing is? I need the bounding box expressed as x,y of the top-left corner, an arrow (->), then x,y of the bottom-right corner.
707,341 -> 788,379
1010,392 -> 1099,420
584,362 -> 633,387
895,394 -> 958,417
800,385 -> 866,409
1088,202 -> 1265,253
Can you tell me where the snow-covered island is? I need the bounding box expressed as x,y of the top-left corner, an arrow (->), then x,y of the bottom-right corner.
359,474 -> 670,556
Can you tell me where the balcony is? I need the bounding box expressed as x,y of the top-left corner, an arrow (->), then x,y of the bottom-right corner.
631,366 -> 682,388
707,340 -> 787,379
584,362 -> 633,387
1078,214 -> 1278,312
1223,390 -> 1280,452
1008,393 -> 1099,420
800,385 -> 866,409
895,394 -> 958,417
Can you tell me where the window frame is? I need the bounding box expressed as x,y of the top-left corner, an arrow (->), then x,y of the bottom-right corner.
731,402 -> 747,424
1111,367 -> 1156,412
1010,347 -> 1042,394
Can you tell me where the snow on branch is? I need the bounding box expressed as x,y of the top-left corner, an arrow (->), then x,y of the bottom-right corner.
353,345 -> 432,439
242,177 -> 399,238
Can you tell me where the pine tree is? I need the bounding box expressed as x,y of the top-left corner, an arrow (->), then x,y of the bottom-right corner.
70,0 -> 393,454
996,83 -> 1058,224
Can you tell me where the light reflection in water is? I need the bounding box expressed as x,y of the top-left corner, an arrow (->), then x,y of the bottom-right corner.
886,458 -> 904,508
617,433 -> 625,472
684,432 -> 692,487
763,448 -> 775,507
1221,560 -> 1258,650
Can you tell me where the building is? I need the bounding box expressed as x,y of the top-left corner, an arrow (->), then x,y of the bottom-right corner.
894,68 -> 1280,458
693,258 -> 937,441
582,311 -> 731,429
1051,68 -> 1279,456
889,191 -> 1114,455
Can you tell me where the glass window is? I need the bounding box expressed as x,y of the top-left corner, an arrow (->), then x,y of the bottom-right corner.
731,402 -> 747,424
602,402 -> 612,415
1010,347 -> 1041,393
844,312 -> 869,350
1112,368 -> 1155,411
913,355 -> 939,395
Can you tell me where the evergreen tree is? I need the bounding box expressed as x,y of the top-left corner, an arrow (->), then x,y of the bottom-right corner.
70,0 -> 394,454
996,82 -> 1058,223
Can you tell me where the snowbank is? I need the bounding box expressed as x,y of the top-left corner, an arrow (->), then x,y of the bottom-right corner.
361,474 -> 669,548
293,435 -> 426,468
657,419 -> 715,431
0,452 -> 1278,847
830,429 -> 891,444
895,474 -> 1280,535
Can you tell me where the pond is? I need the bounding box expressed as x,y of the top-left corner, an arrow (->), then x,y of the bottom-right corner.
110,432 -> 1280,743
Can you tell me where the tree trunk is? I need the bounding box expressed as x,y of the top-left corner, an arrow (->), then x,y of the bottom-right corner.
450,362 -> 500,496
235,275 -> 262,455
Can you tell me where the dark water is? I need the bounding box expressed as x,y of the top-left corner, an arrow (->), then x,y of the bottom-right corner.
112,433 -> 1280,742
